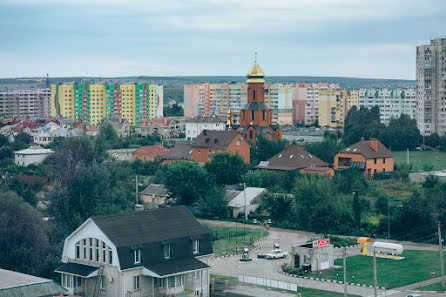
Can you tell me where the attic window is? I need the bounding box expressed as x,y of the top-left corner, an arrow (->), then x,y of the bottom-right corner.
164,244 -> 171,259
189,150 -> 192,154
205,138 -> 210,144
309,154 -> 313,158
353,148 -> 357,152
346,148 -> 350,151
134,249 -> 141,264
300,155 -> 304,159
290,155 -> 294,159
214,139 -> 218,144
278,154 -> 282,158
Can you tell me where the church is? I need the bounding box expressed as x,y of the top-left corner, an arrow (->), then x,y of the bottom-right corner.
235,59 -> 282,144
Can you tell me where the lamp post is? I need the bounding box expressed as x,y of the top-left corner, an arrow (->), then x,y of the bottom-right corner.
253,218 -> 271,250
336,273 -> 339,282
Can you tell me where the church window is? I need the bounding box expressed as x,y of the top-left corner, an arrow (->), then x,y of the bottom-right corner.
262,110 -> 265,121
251,110 -> 255,120
253,90 -> 256,100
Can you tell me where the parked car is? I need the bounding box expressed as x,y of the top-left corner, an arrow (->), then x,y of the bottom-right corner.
406,294 -> 422,297
265,249 -> 288,259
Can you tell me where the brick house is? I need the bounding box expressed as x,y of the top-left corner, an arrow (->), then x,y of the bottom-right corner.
55,206 -> 212,297
191,130 -> 250,164
254,144 -> 334,177
132,145 -> 169,162
333,138 -> 394,179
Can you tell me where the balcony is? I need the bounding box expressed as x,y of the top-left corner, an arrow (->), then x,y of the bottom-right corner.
338,157 -> 351,167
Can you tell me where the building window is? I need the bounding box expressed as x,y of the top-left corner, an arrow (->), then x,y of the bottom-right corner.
109,247 -> 113,264
251,110 -> 255,120
83,239 -> 87,259
193,240 -> 200,254
193,271 -> 199,279
262,110 -> 265,121
134,249 -> 141,264
168,276 -> 175,288
374,158 -> 377,164
134,276 -> 140,291
76,243 -> 80,259
249,130 -> 253,139
383,158 -> 386,164
164,244 -> 171,259
96,240 -> 99,262
100,276 -> 107,289
176,274 -> 183,286
89,238 -> 93,261
102,242 -> 106,263
243,110 -> 245,120
253,89 -> 256,100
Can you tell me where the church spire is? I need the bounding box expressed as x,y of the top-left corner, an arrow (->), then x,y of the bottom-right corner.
247,49 -> 265,83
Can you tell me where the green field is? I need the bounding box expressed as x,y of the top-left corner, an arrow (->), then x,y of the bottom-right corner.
393,150 -> 446,170
318,250 -> 446,289
211,274 -> 360,297
204,225 -> 268,257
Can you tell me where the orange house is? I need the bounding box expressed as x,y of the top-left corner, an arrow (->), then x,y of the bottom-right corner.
334,139 -> 394,179
132,145 -> 169,162
191,130 -> 250,164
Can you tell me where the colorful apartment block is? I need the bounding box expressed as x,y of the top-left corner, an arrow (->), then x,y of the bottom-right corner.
318,89 -> 348,128
51,82 -> 163,126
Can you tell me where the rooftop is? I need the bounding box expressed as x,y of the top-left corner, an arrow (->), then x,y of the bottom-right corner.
14,146 -> 54,155
192,130 -> 240,149
338,139 -> 393,159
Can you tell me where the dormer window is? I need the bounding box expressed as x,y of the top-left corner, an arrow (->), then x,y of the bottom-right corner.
164,244 -> 171,259
193,240 -> 200,254
134,249 -> 141,264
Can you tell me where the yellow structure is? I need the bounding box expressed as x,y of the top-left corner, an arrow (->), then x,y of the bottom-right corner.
318,89 -> 347,128
348,90 -> 359,111
51,82 -> 163,127
357,237 -> 373,254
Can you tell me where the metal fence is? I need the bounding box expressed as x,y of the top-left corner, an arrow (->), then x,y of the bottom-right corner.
238,274 -> 298,292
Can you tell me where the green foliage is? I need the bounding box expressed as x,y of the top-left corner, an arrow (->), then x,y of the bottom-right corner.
343,106 -> 386,146
193,188 -> 228,219
205,153 -> 248,185
384,114 -> 422,150
163,104 -> 184,117
250,135 -> 285,165
0,134 -> 8,147
131,158 -> 163,176
305,139 -> 344,163
241,170 -> 263,187
352,192 -> 361,230
163,161 -> 213,205
5,177 -> 43,206
328,236 -> 358,248
425,133 -> 440,148
0,191 -> 57,277
260,192 -> 293,223
9,132 -> 33,151
96,123 -> 119,150
333,168 -> 367,195
375,195 -> 389,215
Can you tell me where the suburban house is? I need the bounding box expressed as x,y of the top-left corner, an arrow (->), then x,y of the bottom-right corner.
0,268 -> 67,297
185,116 -> 225,141
14,145 -> 54,166
191,130 -> 250,164
225,187 -> 266,218
333,138 -> 394,179
132,145 -> 169,162
98,118 -> 131,138
162,143 -> 193,164
140,184 -> 170,208
136,118 -> 179,139
254,144 -> 334,177
55,206 -> 213,297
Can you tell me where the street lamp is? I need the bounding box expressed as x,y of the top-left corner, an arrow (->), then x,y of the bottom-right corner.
253,218 -> 272,249
239,183 -> 248,243
336,273 -> 339,282
352,275 -> 355,284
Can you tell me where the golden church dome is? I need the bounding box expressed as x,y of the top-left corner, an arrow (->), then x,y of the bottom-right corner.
247,62 -> 265,83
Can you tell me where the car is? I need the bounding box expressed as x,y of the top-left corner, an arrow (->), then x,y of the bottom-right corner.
265,249 -> 288,259
406,294 -> 422,297
296,137 -> 304,142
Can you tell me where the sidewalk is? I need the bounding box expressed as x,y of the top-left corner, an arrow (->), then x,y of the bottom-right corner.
395,276 -> 446,291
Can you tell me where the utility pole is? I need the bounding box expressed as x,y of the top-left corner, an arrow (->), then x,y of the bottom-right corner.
387,201 -> 390,240
135,175 -> 139,204
438,222 -> 445,289
243,183 -> 247,243
343,247 -> 347,297
373,246 -> 378,297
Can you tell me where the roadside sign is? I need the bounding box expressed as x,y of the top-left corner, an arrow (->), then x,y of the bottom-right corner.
431,270 -> 436,277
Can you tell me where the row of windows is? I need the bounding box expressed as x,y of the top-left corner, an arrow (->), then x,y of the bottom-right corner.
75,238 -> 112,264
133,240 -> 200,264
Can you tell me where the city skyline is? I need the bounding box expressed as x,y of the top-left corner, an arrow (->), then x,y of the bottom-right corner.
1,0 -> 445,79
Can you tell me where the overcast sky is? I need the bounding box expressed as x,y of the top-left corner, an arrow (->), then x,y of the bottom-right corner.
1,0 -> 445,79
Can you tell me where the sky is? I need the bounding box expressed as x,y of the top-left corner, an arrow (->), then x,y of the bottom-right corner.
0,0 -> 445,79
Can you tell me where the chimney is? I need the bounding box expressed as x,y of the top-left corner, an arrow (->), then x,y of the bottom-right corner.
370,138 -> 378,152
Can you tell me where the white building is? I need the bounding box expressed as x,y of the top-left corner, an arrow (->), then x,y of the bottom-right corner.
0,88 -> 51,118
14,146 -> 54,166
185,116 -> 226,141
358,88 -> 417,125
55,206 -> 212,297
416,38 -> 446,136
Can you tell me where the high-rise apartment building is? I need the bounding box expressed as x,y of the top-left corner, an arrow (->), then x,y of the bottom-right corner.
358,88 -> 416,125
318,89 -> 348,128
51,82 -> 163,126
416,38 -> 446,136
0,89 -> 51,118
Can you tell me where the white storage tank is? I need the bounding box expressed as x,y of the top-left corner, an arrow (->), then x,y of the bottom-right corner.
373,241 -> 404,255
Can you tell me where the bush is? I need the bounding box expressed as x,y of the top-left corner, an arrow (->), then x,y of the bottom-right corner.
328,236 -> 357,248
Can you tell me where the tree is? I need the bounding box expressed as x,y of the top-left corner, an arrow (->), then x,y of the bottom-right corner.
425,133 -> 440,148
0,134 -> 8,147
241,170 -> 263,187
305,139 -> 344,163
375,195 -> 389,215
353,191 -> 361,230
163,161 -> 214,205
250,135 -> 285,165
96,123 -> 119,150
6,177 -> 43,206
163,104 -> 184,117
193,187 -> 228,219
343,106 -> 386,146
261,192 -> 293,223
0,191 -> 57,277
384,114 -> 421,150
205,153 -> 248,185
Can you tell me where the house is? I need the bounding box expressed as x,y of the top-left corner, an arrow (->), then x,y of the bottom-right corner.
136,118 -> 179,139
254,144 -> 334,177
98,118 -> 131,138
14,145 -> 54,166
140,184 -> 170,208
225,187 -> 266,218
162,143 -> 193,164
0,268 -> 67,297
107,148 -> 138,161
55,206 -> 212,297
132,145 -> 169,162
185,116 -> 225,141
290,239 -> 334,272
191,130 -> 250,164
334,138 -> 394,179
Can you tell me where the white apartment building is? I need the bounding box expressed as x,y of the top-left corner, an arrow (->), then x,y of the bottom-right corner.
0,88 -> 51,118
358,88 -> 417,125
14,146 -> 54,166
416,38 -> 446,136
185,116 -> 226,141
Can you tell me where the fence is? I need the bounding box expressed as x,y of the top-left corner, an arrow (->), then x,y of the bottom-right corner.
238,274 -> 298,292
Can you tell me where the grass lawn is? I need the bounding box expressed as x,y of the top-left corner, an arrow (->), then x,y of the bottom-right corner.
204,225 -> 268,257
393,150 -> 446,171
211,274 -> 361,297
318,250 -> 446,289
416,280 -> 446,291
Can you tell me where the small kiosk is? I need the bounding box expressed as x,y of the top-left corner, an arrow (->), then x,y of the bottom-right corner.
291,239 -> 334,272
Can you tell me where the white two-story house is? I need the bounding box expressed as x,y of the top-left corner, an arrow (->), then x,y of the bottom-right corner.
55,206 -> 213,297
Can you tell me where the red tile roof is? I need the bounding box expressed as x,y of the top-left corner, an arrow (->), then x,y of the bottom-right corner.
135,145 -> 169,157
338,139 -> 393,159
140,118 -> 172,128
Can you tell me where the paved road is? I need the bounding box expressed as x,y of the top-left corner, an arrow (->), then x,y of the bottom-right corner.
204,220 -> 442,297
